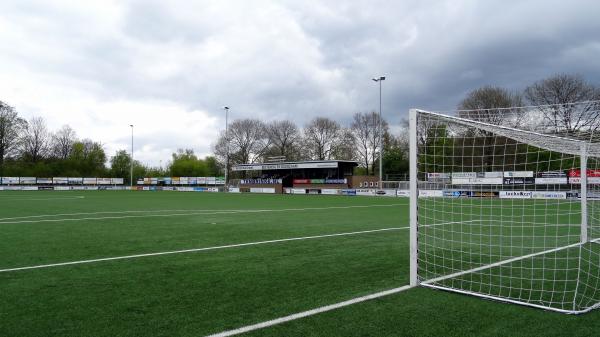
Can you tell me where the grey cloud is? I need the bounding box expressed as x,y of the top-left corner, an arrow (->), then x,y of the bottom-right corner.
2,0 -> 600,165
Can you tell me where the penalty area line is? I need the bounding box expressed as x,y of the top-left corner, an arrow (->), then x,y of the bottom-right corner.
205,285 -> 414,337
0,227 -> 404,273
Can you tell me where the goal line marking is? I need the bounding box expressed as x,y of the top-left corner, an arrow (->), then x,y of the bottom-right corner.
0,227 -> 404,273
0,204 -> 406,224
421,239 -> 600,286
419,237 -> 600,314
205,285 -> 414,337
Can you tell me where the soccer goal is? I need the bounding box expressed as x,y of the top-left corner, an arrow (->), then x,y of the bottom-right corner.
408,102 -> 600,314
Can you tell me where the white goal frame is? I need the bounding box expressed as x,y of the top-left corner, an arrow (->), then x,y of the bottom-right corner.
409,107 -> 599,314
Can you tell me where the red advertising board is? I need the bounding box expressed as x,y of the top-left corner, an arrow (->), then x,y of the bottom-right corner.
568,170 -> 600,177
293,179 -> 310,184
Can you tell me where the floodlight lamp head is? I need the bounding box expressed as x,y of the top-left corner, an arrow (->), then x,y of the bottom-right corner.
223,106 -> 229,110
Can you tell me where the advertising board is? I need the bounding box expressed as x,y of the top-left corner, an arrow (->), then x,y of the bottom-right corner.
419,190 -> 444,197
374,189 -> 397,197
97,178 -> 111,185
325,179 -> 347,184
452,172 -> 476,178
19,177 -> 36,184
504,177 -> 535,184
499,191 -> 532,199
531,191 -> 567,199
341,189 -> 356,196
443,190 -> 462,197
567,170 -> 600,184
428,173 -> 451,181
452,177 -> 504,185
536,171 -> 567,184
355,189 -> 375,196
83,178 -> 97,185
535,177 -> 568,184
53,177 -> 68,184
504,171 -> 534,178
1,177 -> 20,184
250,187 -> 276,194
396,190 -> 410,197
111,178 -> 124,185
293,179 -> 310,184
68,177 -> 83,184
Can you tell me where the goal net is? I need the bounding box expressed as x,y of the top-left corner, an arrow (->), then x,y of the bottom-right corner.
409,102 -> 600,314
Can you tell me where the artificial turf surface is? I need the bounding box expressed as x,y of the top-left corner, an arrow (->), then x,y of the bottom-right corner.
0,190 -> 599,336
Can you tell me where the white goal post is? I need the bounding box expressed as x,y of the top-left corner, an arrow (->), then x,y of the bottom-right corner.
409,102 -> 600,314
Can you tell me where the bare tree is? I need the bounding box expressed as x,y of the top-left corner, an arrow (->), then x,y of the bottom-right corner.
51,125 -> 77,159
401,117 -> 437,149
524,74 -> 600,135
265,120 -> 302,160
458,85 -> 524,126
20,116 -> 50,162
332,128 -> 356,161
303,117 -> 344,160
214,119 -> 270,166
350,111 -> 387,175
0,101 -> 26,175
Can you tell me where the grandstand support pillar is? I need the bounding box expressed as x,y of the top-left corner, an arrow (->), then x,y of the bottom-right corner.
409,109 -> 419,287
581,143 -> 588,244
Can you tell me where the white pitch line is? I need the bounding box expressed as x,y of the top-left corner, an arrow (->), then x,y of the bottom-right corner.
0,218 -> 472,273
205,285 -> 414,337
0,208 -> 239,221
0,203 -> 409,221
0,227 -> 404,273
0,196 -> 85,201
0,204 -> 404,225
422,236 -> 600,286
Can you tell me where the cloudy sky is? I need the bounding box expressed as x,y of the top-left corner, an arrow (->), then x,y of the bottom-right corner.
1,0 -> 599,166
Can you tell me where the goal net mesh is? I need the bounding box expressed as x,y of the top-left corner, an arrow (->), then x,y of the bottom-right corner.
413,101 -> 600,313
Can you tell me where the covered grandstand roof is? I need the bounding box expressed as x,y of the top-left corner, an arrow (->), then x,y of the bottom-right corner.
232,160 -> 359,171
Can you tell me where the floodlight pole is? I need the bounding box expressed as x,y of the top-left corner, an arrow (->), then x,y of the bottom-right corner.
130,124 -> 134,189
224,107 -> 230,192
372,76 -> 386,189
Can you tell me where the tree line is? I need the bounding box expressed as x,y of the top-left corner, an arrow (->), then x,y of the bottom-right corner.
2,73 -> 598,183
419,74 -> 600,174
215,74 -> 600,179
0,103 -> 220,183
212,112 -> 407,178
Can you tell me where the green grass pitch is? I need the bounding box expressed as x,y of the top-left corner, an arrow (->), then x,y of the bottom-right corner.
1,191 -> 600,336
